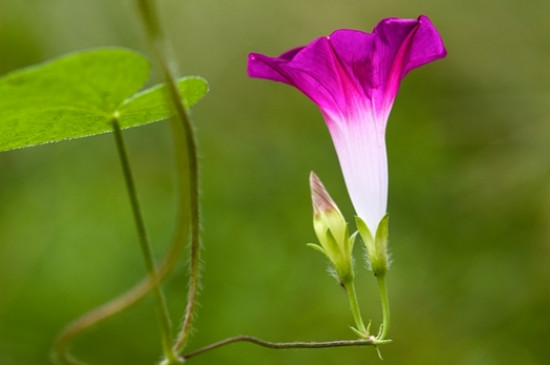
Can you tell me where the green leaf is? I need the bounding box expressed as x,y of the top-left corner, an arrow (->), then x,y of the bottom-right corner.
0,48 -> 208,152
117,76 -> 207,129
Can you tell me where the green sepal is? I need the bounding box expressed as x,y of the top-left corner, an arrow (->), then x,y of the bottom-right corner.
349,230 -> 358,254
309,226 -> 354,285
356,215 -> 390,277
324,228 -> 341,260
306,243 -> 327,257
355,216 -> 375,257
374,214 -> 390,275
326,229 -> 353,284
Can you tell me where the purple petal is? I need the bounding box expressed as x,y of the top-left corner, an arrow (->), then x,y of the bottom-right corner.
248,37 -> 368,119
371,15 -> 447,111
325,30 -> 376,97
248,15 -> 445,122
401,15 -> 448,76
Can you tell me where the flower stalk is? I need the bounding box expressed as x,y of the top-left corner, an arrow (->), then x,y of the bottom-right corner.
344,281 -> 368,338
376,274 -> 390,341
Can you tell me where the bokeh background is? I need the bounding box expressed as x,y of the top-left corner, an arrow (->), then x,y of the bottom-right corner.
1,0 -> 549,364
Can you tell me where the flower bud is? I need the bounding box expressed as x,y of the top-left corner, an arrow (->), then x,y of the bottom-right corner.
308,172 -> 355,285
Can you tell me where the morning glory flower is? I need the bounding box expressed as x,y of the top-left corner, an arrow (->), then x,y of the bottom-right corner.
247,15 -> 446,236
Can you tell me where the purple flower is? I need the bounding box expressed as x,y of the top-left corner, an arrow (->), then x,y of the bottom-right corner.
248,15 -> 446,235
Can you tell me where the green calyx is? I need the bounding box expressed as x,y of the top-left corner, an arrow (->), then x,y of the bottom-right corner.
308,222 -> 356,284
356,215 -> 390,277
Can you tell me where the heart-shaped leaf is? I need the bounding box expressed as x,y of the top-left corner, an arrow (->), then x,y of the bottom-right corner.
0,48 -> 208,152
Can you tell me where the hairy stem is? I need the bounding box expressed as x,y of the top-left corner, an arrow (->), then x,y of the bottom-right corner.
135,0 -> 201,355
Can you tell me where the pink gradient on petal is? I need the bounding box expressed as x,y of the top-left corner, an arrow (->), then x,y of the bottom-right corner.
324,110 -> 388,233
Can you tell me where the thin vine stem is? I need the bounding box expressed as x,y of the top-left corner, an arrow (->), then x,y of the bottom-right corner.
111,118 -> 177,361
52,235 -> 184,365
135,0 -> 202,355
182,336 -> 376,361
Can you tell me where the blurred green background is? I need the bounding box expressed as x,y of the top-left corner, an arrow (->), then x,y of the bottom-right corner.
1,0 -> 549,364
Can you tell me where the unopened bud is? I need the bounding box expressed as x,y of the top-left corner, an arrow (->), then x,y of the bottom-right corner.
308,172 -> 354,284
